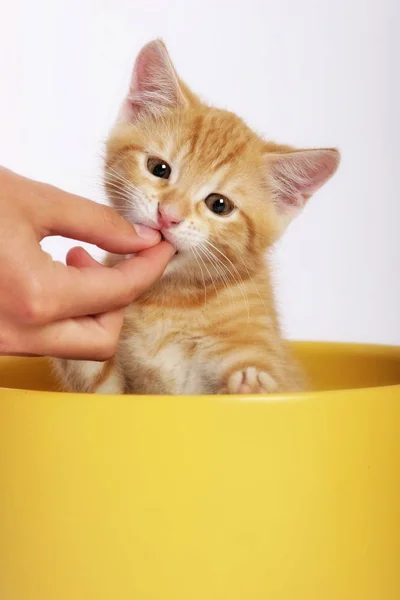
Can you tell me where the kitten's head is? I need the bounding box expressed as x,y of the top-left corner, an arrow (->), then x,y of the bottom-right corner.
105,40 -> 340,283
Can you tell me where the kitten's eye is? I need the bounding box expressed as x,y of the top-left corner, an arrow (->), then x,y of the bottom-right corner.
147,157 -> 171,179
205,193 -> 235,216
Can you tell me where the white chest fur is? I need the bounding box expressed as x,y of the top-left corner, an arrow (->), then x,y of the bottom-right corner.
120,315 -> 216,394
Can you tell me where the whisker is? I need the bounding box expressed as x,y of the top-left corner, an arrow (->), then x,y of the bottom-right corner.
197,245 -> 244,335
202,242 -> 250,328
104,164 -> 136,187
190,248 -> 207,307
102,181 -> 129,196
102,176 -> 134,195
104,167 -> 142,189
198,246 -> 239,333
206,239 -> 269,315
237,258 -> 270,314
193,247 -> 222,336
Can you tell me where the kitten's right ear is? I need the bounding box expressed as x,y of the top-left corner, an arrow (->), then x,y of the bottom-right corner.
118,40 -> 188,122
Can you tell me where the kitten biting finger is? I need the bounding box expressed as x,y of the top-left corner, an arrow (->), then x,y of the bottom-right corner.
53,39 -> 339,395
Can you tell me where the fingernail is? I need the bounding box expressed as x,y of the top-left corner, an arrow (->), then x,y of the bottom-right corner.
134,224 -> 160,241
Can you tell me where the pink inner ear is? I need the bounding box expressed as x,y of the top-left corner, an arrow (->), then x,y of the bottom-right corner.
118,40 -> 182,123
270,149 -> 340,214
131,42 -> 167,100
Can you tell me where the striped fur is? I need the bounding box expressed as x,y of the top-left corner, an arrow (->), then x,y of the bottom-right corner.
53,40 -> 339,395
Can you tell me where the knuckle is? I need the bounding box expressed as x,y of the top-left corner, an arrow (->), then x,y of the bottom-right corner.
16,278 -> 53,325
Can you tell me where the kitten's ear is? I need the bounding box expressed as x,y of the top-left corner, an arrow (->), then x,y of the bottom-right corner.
118,39 -> 188,122
265,148 -> 340,229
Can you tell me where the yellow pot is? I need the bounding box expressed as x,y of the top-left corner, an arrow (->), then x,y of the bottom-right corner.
0,342 -> 399,600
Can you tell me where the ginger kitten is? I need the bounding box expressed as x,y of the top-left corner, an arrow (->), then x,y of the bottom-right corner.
53,40 -> 340,395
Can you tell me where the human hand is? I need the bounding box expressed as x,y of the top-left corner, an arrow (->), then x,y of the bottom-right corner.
0,168 -> 174,359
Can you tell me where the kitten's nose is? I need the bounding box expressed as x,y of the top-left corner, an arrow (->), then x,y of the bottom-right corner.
157,205 -> 182,229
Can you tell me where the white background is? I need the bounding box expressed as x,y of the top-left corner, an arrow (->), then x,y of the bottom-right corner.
0,0 -> 398,344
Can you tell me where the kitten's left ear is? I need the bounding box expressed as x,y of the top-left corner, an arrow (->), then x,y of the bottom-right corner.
118,39 -> 190,122
264,148 -> 340,230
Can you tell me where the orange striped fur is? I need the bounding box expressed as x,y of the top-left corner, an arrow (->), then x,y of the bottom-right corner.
53,40 -> 340,395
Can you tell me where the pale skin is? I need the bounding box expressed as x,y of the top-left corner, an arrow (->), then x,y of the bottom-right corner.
0,167 -> 175,360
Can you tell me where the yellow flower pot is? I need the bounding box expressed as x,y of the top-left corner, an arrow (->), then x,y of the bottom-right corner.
0,342 -> 399,600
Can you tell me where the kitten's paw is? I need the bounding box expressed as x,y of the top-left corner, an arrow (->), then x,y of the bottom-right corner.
219,367 -> 278,395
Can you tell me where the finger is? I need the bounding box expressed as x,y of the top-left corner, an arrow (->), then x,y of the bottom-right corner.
18,310 -> 125,360
37,241 -> 175,323
115,242 -> 176,278
37,183 -> 161,254
66,246 -> 103,269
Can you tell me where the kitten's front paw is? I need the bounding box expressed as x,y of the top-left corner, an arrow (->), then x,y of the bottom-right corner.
219,367 -> 278,395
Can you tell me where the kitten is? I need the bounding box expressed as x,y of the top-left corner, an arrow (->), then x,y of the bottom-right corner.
53,39 -> 340,395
